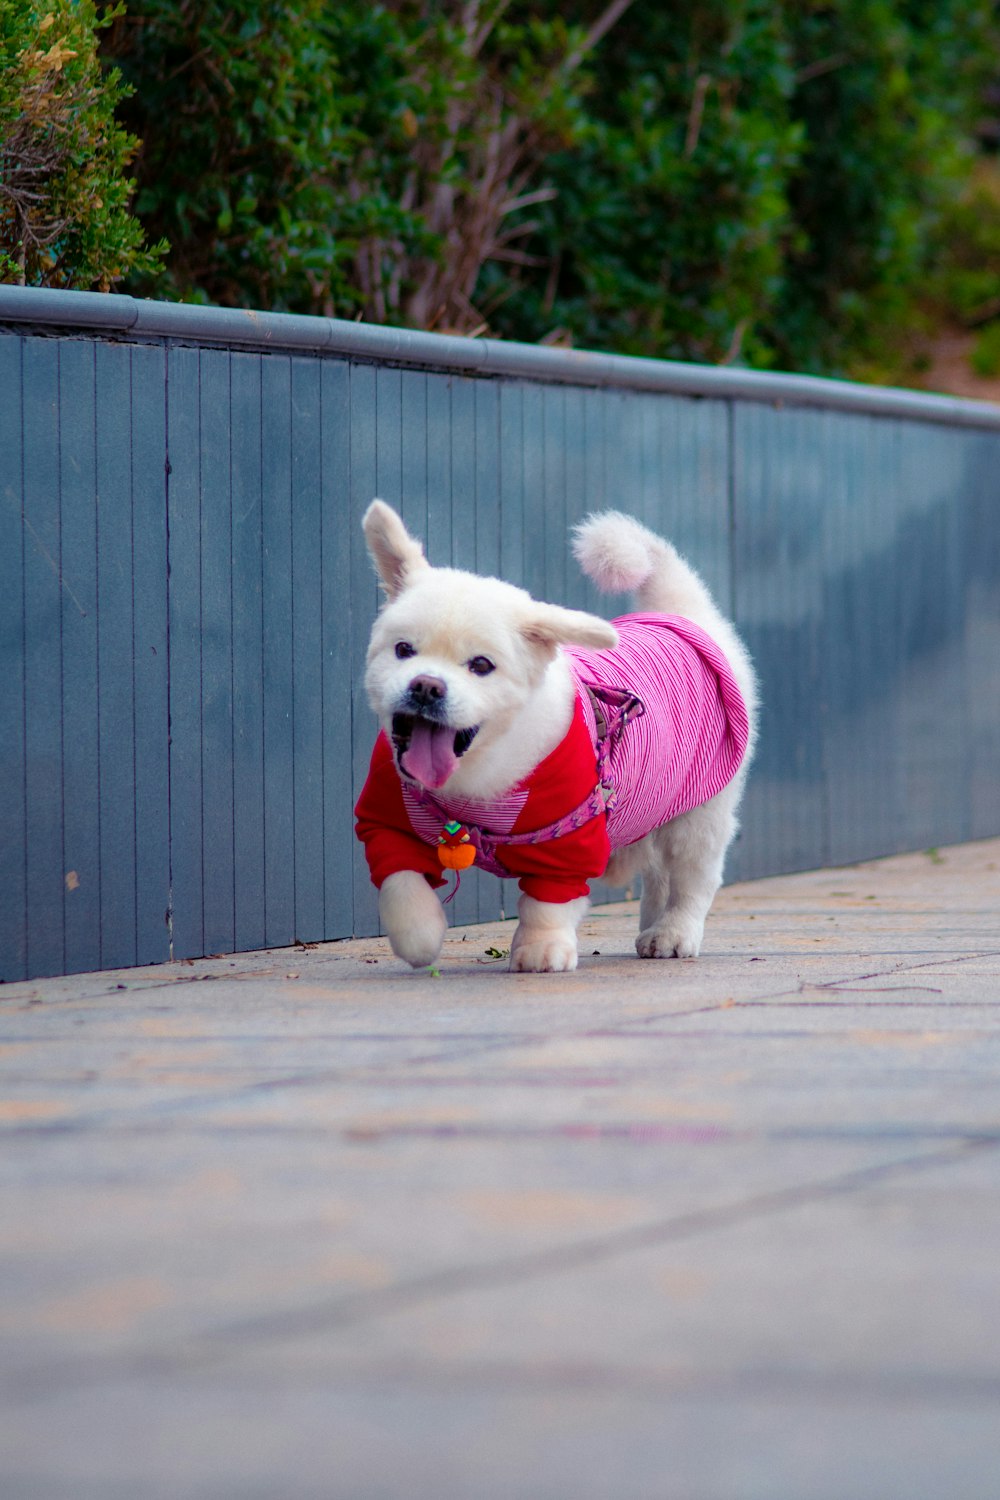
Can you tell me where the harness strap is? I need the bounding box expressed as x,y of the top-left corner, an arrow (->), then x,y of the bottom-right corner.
411,684 -> 644,857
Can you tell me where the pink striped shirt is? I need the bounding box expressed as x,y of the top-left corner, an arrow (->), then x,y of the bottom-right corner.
565,612 -> 750,850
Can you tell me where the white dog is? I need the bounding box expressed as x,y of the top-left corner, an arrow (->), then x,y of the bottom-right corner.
355,500 -> 757,973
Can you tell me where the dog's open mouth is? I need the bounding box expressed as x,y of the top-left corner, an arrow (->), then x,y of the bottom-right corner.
392,713 -> 479,789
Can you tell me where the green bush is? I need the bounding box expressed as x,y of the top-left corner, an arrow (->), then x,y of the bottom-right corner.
972,319 -> 1000,377
104,1 -> 609,323
483,2 -> 803,366
920,160 -> 1000,338
768,0 -> 995,373
102,0 -> 387,312
0,0 -> 165,288
485,0 -> 995,372
103,0 -> 995,377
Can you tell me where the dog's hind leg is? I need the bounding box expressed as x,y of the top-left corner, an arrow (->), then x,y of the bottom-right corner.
635,791 -> 738,959
637,842 -> 671,934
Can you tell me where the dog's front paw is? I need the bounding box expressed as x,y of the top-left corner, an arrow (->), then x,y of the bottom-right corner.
509,934 -> 579,973
379,871 -> 448,969
636,916 -> 704,960
509,893 -> 588,974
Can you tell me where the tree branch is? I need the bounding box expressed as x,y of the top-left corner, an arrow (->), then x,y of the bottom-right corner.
562,0 -> 637,76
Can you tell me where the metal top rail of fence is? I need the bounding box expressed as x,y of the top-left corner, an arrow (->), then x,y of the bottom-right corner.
3,283 -> 1000,431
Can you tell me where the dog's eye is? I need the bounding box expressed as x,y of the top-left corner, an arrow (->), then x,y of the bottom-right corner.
395,641 -> 417,660
467,655 -> 495,677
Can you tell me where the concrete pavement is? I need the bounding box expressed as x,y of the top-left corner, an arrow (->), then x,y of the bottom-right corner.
2,838 -> 1000,1499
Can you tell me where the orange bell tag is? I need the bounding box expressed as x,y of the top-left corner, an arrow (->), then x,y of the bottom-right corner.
437,820 -> 476,870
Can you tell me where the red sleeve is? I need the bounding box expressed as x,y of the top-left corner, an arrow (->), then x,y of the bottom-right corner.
354,734 -> 447,890
495,816 -> 611,903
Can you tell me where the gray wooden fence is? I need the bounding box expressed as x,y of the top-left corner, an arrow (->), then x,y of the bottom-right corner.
2,285 -> 999,981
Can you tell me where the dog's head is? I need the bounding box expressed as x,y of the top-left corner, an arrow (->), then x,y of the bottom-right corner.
363,501 -> 617,791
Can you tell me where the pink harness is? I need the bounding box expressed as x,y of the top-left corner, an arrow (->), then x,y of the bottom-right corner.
404,684 -> 642,873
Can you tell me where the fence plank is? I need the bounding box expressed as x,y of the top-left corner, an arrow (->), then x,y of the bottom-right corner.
231,352 -> 266,953
965,432 -> 1000,839
561,385 -> 587,613
474,379 -> 500,580
577,385 -> 607,618
131,344 -> 171,965
657,398 -> 731,606
424,372 -> 453,565
198,348 -> 236,956
732,402 -> 828,878
496,380 -> 525,921
261,355 -> 296,949
450,376 -> 476,571
291,356 -> 325,943
821,413 -> 903,865
94,343 -> 139,969
20,341 -> 64,977
166,345 -> 204,960
321,359 -> 354,940
444,374 -> 482,928
498,381 -> 525,590
400,368 -> 429,543
520,381 -> 547,616
542,384 -> 567,606
898,422 -> 971,851
471,379 -> 501,923
0,337 -> 27,981
58,341 -> 101,976
349,361 -> 380,938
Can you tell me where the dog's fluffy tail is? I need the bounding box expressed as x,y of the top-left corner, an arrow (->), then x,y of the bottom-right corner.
571,510 -> 717,621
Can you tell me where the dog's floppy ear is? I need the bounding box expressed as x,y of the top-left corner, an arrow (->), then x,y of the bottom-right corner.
521,603 -> 618,653
363,500 -> 430,599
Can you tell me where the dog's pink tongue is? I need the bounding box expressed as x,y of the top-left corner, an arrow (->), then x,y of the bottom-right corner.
401,722 -> 459,789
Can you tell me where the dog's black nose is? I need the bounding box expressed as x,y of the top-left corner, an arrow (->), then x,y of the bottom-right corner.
408,674 -> 447,707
